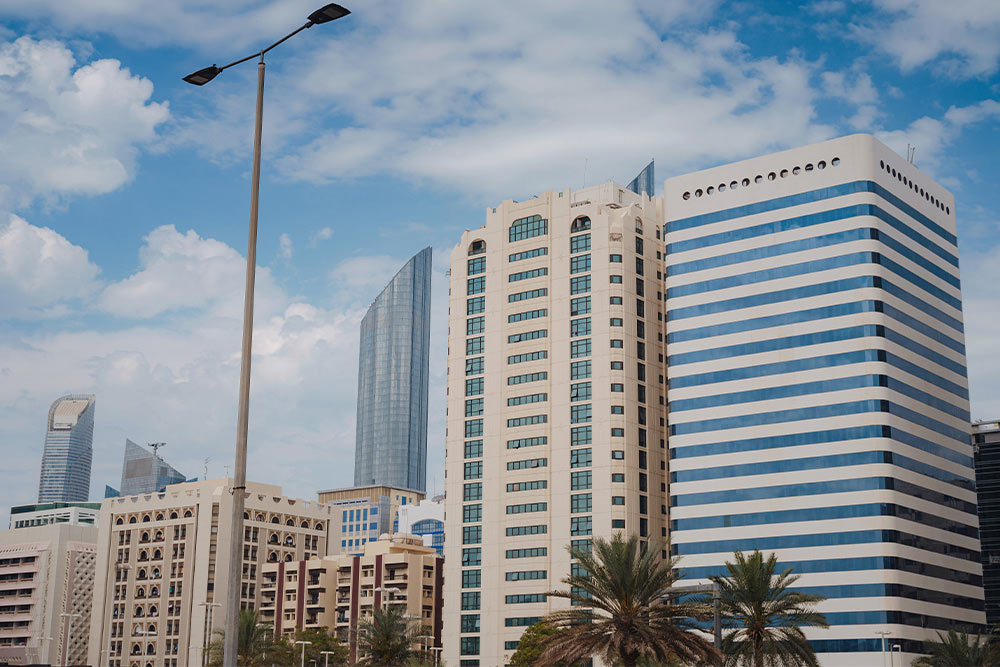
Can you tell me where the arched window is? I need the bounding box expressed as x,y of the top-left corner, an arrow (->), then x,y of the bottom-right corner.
150,586 -> 159,597
136,587 -> 145,598
140,532 -> 149,542
152,549 -> 162,560
300,520 -> 310,529
244,512 -> 250,520
142,515 -> 151,523
155,513 -> 164,521
270,516 -> 279,524
468,239 -> 486,256
151,568 -> 160,578
509,215 -> 547,242
137,569 -> 147,580
285,518 -> 294,527
268,552 -> 278,563
139,551 -> 149,562
131,644 -> 141,655
135,607 -> 144,618
148,605 -> 158,617
147,644 -> 155,655
148,624 -> 156,633
314,522 -> 323,531
268,534 -> 278,545
169,512 -> 178,520
635,218 -> 643,234
183,510 -> 192,518
154,531 -> 163,541
256,514 -> 265,522
284,553 -> 293,562
116,518 -> 124,526
129,517 -> 137,524
284,535 -> 294,546
571,216 -> 591,233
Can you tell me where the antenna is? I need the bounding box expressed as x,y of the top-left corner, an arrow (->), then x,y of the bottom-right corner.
148,442 -> 166,459
204,458 -> 210,481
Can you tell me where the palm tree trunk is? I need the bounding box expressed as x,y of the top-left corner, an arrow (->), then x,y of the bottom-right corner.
621,648 -> 638,667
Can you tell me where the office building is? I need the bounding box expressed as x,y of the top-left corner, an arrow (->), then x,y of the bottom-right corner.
118,440 -> 188,496
0,523 -> 98,666
260,533 -> 443,664
318,485 -> 424,556
663,134 -> 983,665
396,496 -> 445,555
443,183 -> 668,665
974,418 -> 1000,626
87,479 -> 334,667
9,502 -> 101,529
355,246 -> 433,493
38,394 -> 96,503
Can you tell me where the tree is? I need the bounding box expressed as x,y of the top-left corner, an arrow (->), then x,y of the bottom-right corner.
356,605 -> 423,666
205,608 -> 282,666
710,550 -> 828,667
271,627 -> 349,666
534,533 -> 720,667
911,629 -> 1000,667
509,622 -> 567,667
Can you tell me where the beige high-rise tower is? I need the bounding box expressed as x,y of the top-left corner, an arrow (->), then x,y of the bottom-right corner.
443,183 -> 668,666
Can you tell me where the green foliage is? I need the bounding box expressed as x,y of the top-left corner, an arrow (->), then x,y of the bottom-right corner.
271,626 -> 349,665
911,629 -> 1000,667
535,533 -> 720,667
205,608 -> 282,667
356,605 -> 424,666
710,550 -> 828,667
509,622 -> 566,667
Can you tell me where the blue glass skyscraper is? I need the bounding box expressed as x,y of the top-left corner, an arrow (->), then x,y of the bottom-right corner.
354,247 -> 432,493
38,394 -> 96,502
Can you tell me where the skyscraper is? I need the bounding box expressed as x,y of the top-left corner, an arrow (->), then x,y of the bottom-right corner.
354,246 -> 433,493
663,134 -> 983,664
118,439 -> 187,496
973,418 -> 1000,626
443,184 -> 667,665
38,394 -> 95,503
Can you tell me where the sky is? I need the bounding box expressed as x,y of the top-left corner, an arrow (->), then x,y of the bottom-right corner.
0,0 -> 998,517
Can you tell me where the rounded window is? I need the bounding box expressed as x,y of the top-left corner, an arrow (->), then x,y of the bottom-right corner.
706,186 -> 714,195
694,189 -> 703,198
742,178 -> 750,187
169,512 -> 178,520
468,239 -> 486,256
832,157 -> 840,166
767,172 -> 776,181
792,166 -> 801,175
682,191 -> 691,200
817,160 -> 826,169
730,181 -> 738,190
571,216 -> 591,232
300,520 -> 310,529
779,169 -> 788,178
183,510 -> 192,518
116,518 -> 124,526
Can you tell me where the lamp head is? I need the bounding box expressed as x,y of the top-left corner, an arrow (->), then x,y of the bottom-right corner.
307,3 -> 350,24
183,65 -> 222,86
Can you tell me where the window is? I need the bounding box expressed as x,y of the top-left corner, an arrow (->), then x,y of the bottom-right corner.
570,338 -> 591,358
610,275 -> 623,284
571,494 -> 592,513
507,593 -> 547,604
506,524 -> 548,536
611,473 -> 624,482
465,398 -> 483,416
610,317 -> 623,326
469,239 -> 486,255
636,278 -> 645,296
571,404 -> 592,423
507,436 -> 547,449
570,382 -> 591,402
637,341 -> 646,360
611,405 -> 624,414
610,296 -> 623,305
570,296 -> 591,316
571,216 -> 591,232
506,617 -> 543,627
635,236 -> 644,254
468,257 -> 486,275
464,461 -> 483,480
507,457 -> 547,470
466,317 -> 485,336
570,317 -> 591,337
612,496 -> 625,506
509,267 -> 548,283
461,614 -> 480,633
509,308 -> 547,323
636,257 -> 644,275
467,297 -> 485,315
571,360 -> 591,379
507,393 -> 547,406
639,451 -> 647,470
507,480 -> 547,492
460,637 -> 480,656
508,350 -> 547,364
609,253 -> 622,263
611,361 -> 624,370
463,504 -> 482,523
466,337 -> 484,355
509,287 -> 547,303
571,516 -> 593,536
570,448 -> 592,468
507,414 -> 547,427
570,254 -> 591,274
610,339 -> 624,348
506,570 -> 547,581
611,383 -> 624,392
463,526 -> 481,545
571,470 -> 592,490
466,357 -> 484,376
571,426 -> 592,446
636,299 -> 645,317
570,275 -> 591,294
464,440 -> 483,458
570,234 -> 591,254
509,247 -> 548,262
465,420 -> 482,438
461,592 -> 480,610
612,450 -> 625,460
508,329 -> 547,343
507,547 -> 547,559
464,483 -> 482,501
465,377 -> 483,396
639,495 -> 648,515
612,519 -> 626,528
611,427 -> 624,437
467,276 -> 485,294
510,214 -> 547,242
506,502 -> 548,514
508,371 -> 547,385
571,539 -> 593,555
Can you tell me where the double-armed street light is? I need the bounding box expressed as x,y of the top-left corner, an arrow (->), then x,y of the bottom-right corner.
182,5 -> 350,667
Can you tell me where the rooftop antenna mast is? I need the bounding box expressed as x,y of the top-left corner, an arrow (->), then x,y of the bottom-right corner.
204,458 -> 210,481
148,442 -> 166,460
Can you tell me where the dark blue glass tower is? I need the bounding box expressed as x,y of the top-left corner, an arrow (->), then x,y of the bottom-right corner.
354,247 -> 432,493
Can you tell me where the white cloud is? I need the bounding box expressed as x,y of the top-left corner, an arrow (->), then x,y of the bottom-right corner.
278,233 -> 293,260
0,215 -> 101,317
855,0 -> 1000,78
0,36 -> 168,208
876,99 -> 1000,172
314,227 -> 333,242
329,254 -> 411,297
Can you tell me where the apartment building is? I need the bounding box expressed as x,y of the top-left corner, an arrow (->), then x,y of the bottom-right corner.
260,533 -> 443,664
87,479 -> 334,667
319,485 -> 424,556
443,183 -> 668,666
0,523 -> 97,666
663,134 -> 983,665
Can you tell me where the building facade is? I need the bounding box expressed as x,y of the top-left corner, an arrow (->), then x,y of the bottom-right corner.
87,479 -> 334,667
260,534 -> 443,665
38,394 -> 96,503
354,246 -> 433,494
0,523 -> 98,666
318,485 -> 424,556
396,496 -> 444,555
663,134 -> 983,664
974,418 -> 1000,626
9,502 -> 101,529
443,183 -> 668,666
118,440 -> 188,497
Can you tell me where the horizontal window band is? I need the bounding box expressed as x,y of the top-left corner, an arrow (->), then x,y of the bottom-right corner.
666,180 -> 956,249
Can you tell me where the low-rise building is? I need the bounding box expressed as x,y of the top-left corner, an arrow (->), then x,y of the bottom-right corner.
9,502 -> 101,529
87,478 -> 335,667
260,534 -> 443,665
318,485 -> 424,556
0,523 -> 98,666
395,496 -> 444,555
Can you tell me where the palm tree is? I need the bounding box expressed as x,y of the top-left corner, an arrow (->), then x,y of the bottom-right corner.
205,608 -> 281,666
912,629 -> 1000,666
356,605 -> 422,666
710,550 -> 828,667
535,533 -> 721,667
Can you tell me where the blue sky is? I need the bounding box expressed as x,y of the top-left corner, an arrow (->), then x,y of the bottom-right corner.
0,0 -> 997,514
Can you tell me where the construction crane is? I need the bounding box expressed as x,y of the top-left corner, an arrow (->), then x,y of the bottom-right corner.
148,442 -> 167,459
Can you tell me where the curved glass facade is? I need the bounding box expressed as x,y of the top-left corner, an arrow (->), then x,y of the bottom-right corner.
38,394 -> 95,502
354,247 -> 432,493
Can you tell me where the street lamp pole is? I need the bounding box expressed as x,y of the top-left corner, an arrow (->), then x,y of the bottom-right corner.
182,7 -> 351,667
321,649 -> 337,667
876,630 -> 892,667
295,640 -> 313,667
198,601 -> 222,666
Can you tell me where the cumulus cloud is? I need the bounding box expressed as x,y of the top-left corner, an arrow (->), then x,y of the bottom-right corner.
278,233 -> 293,260
876,99 -> 1000,172
0,215 -> 101,318
0,36 -> 168,208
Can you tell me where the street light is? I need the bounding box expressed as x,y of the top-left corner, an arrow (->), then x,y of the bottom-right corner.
876,630 -> 892,667
429,646 -> 443,666
374,586 -> 402,609
35,635 -> 53,665
59,613 -> 81,667
182,6 -> 351,667
321,649 -> 338,667
892,643 -> 902,667
295,640 -> 313,667
198,601 -> 222,666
